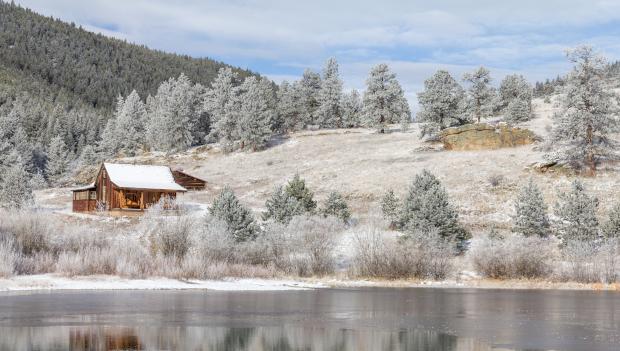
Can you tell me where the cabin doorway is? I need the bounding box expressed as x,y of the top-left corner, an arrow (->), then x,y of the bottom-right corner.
125,191 -> 141,209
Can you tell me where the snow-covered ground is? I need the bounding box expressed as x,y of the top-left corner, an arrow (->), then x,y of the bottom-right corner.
0,274 -> 325,292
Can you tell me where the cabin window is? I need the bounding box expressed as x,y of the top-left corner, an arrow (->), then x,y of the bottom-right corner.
89,191 -> 96,200
74,191 -> 90,201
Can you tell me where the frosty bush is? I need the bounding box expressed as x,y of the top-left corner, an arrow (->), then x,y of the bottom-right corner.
555,239 -> 620,283
602,201 -> 620,238
0,210 -> 50,255
320,191 -> 351,223
0,236 -> 18,277
149,215 -> 194,259
469,233 -> 558,279
0,160 -> 34,209
286,215 -> 342,276
380,189 -> 400,228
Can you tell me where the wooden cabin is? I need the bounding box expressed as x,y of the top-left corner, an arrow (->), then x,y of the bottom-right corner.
72,163 -> 191,212
172,169 -> 207,190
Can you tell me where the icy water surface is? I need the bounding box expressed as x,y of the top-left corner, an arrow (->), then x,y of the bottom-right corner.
0,287 -> 619,350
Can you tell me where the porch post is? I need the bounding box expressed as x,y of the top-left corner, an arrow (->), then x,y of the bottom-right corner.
140,191 -> 145,210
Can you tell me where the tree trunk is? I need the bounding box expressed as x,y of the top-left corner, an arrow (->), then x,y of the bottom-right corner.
586,124 -> 596,176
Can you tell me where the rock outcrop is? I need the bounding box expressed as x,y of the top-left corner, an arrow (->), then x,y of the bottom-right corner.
439,123 -> 538,151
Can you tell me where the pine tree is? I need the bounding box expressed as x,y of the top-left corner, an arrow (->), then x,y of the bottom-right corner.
0,158 -> 34,209
114,90 -> 147,156
298,69 -> 322,127
45,135 -> 69,184
512,179 -> 550,237
361,64 -> 411,133
554,180 -> 599,241
209,187 -> 258,242
205,67 -> 239,143
417,70 -> 468,137
462,67 -> 496,123
321,191 -> 350,223
78,145 -> 98,167
342,89 -> 362,128
236,77 -> 275,151
400,170 -> 468,244
602,202 -> 620,238
29,170 -> 47,190
381,189 -> 400,228
317,58 -> 344,128
498,74 -> 532,122
545,46 -> 620,175
277,81 -> 304,132
284,174 -> 317,213
263,185 -> 304,224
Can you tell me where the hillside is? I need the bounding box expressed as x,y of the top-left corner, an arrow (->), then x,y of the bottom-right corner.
0,1 -> 256,111
38,96 -> 620,235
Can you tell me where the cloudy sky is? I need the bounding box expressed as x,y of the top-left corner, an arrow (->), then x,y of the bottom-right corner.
13,0 -> 620,109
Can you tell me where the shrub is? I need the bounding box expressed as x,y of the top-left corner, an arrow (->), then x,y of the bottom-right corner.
555,239 -> 620,283
286,215 -> 342,276
149,215 -> 194,258
380,189 -> 400,228
0,210 -> 50,255
0,236 -> 18,278
468,233 -> 557,279
487,174 -> 504,187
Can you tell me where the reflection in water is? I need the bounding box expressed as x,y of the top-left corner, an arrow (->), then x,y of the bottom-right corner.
1,325 -> 499,351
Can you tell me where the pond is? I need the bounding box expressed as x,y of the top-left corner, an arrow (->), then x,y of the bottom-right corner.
0,287 -> 618,350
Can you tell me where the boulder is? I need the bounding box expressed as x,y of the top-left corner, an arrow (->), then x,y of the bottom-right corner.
439,123 -> 538,151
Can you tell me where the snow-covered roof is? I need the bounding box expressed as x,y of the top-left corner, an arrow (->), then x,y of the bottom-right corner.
72,183 -> 96,192
103,163 -> 187,192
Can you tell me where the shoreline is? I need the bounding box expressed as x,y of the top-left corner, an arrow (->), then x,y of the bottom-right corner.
1,274 -> 618,293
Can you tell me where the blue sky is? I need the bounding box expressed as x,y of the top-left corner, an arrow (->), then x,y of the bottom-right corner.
13,0 -> 620,109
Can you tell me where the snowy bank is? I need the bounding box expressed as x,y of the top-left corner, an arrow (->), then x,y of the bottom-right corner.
0,274 -> 324,292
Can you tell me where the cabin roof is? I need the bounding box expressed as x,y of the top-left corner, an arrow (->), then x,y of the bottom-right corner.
104,163 -> 187,192
72,183 -> 96,192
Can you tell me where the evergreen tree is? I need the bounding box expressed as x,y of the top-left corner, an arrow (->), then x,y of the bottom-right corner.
512,179 -> 550,237
417,70 -> 468,137
276,81 -> 304,132
29,170 -> 47,190
263,185 -> 304,224
321,191 -> 351,223
205,67 -> 239,142
342,89 -> 362,128
462,67 -> 496,123
554,180 -> 599,241
0,158 -> 34,209
498,74 -> 532,122
602,201 -> 620,238
380,189 -> 400,228
284,174 -> 317,213
400,170 -> 468,244
209,187 -> 258,242
361,64 -> 411,133
546,46 -> 620,175
146,74 -> 200,152
236,77 -> 275,151
317,58 -> 344,128
78,145 -> 98,167
114,90 -> 147,156
298,69 -> 322,127
45,135 -> 69,183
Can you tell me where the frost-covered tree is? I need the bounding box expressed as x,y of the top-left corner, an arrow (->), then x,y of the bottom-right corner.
114,90 -> 147,155
545,46 -> 620,175
29,170 -> 47,190
209,187 -> 258,242
0,158 -> 34,209
284,174 -> 317,213
45,135 -> 69,183
321,191 -> 350,223
236,77 -> 275,151
463,67 -> 496,123
602,201 -> 620,238
277,81 -> 303,132
298,69 -> 322,127
400,170 -> 468,244
146,74 -> 200,152
342,89 -> 362,128
498,74 -> 532,122
78,145 -> 98,167
317,58 -> 344,128
554,180 -> 599,241
512,179 -> 550,237
361,64 -> 411,133
263,185 -> 304,224
417,70 -> 468,137
205,67 -> 239,143
381,189 -> 400,228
